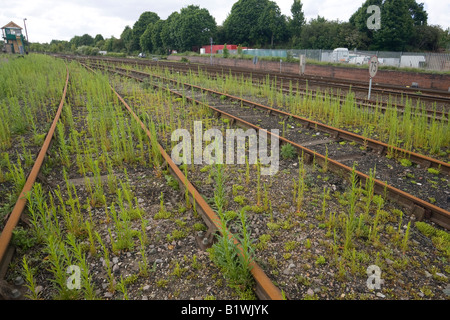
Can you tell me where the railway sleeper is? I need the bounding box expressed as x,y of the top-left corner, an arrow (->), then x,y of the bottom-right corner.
195,225 -> 219,251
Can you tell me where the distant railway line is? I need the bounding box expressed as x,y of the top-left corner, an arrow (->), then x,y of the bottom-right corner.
1,54 -> 448,301
86,61 -> 450,230
58,54 -> 450,114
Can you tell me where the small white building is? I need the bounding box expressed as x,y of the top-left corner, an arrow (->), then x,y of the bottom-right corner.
400,55 -> 426,68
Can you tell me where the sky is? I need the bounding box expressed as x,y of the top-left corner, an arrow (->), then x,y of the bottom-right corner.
1,0 -> 449,44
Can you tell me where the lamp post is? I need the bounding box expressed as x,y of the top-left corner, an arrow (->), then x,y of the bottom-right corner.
23,18 -> 29,53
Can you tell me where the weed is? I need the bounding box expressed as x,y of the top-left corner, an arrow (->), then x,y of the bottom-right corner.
234,195 -> 247,206
400,158 -> 412,167
284,240 -> 298,252
209,164 -> 254,296
256,234 -> 271,250
22,256 -> 40,300
280,143 -> 297,159
156,279 -> 169,288
315,256 -> 326,265
427,167 -> 440,175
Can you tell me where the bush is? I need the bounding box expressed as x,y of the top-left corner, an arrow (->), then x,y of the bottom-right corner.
223,43 -> 229,58
76,45 -> 100,56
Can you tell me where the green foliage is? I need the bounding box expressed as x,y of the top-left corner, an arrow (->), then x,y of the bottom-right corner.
350,0 -> 431,51
31,0 -> 448,54
132,11 -> 160,52
280,143 -> 297,159
175,5 -> 217,52
315,255 -> 326,265
12,227 -> 36,250
427,167 -> 440,175
400,158 -> 412,167
415,222 -> 450,255
289,0 -> 305,47
209,164 -> 255,298
223,0 -> 288,47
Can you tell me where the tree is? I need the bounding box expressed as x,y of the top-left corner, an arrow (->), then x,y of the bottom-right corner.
299,16 -> 342,49
412,25 -> 443,52
151,20 -> 165,54
94,34 -> 104,44
160,12 -> 180,53
120,26 -> 133,53
223,0 -> 268,46
288,0 -> 305,47
439,28 -> 450,51
223,0 -> 286,47
79,34 -> 94,46
405,0 -> 428,26
140,24 -> 154,53
104,36 -> 124,52
372,0 -> 414,51
350,0 -> 430,51
257,1 -> 288,48
175,5 -> 217,52
131,11 -> 160,52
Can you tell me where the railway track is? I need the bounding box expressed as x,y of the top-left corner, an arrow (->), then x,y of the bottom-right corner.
89,62 -> 450,231
97,66 -> 284,300
91,62 -> 448,125
0,58 -> 284,300
0,64 -> 70,278
60,54 -> 450,112
5,55 -> 447,301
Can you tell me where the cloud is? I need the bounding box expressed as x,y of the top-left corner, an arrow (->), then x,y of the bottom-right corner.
1,0 -> 448,44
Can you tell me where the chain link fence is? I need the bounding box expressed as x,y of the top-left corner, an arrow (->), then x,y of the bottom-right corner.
224,48 -> 450,71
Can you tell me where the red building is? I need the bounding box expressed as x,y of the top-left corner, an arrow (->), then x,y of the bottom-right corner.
201,44 -> 240,54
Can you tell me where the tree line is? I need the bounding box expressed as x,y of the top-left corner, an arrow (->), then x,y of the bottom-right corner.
30,0 -> 450,55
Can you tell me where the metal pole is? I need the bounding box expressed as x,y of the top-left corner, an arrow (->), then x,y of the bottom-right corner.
368,77 -> 372,100
23,18 -> 29,53
210,37 -> 212,65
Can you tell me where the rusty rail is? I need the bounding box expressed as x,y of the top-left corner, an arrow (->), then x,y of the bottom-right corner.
102,64 -> 450,176
95,64 -> 450,230
80,63 -> 284,300
0,64 -> 69,267
90,62 -> 449,121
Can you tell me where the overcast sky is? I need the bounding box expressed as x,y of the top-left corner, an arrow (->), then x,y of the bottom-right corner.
1,0 -> 449,44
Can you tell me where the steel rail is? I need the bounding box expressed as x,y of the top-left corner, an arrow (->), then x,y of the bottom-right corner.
274,83 -> 448,120
95,63 -> 447,122
80,63 -> 285,300
72,54 -> 450,103
102,64 -> 450,176
0,64 -> 69,266
162,83 -> 450,231
95,64 -> 450,230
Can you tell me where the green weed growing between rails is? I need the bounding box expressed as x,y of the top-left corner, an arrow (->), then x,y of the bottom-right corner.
66,233 -> 97,299
96,231 -> 115,293
22,256 -> 40,300
208,164 -> 255,299
296,155 -> 306,213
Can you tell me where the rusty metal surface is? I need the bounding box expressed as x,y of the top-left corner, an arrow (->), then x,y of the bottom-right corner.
137,72 -> 450,230
95,63 -> 449,176
83,63 -> 284,300
0,65 -> 69,266
89,62 -> 450,230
